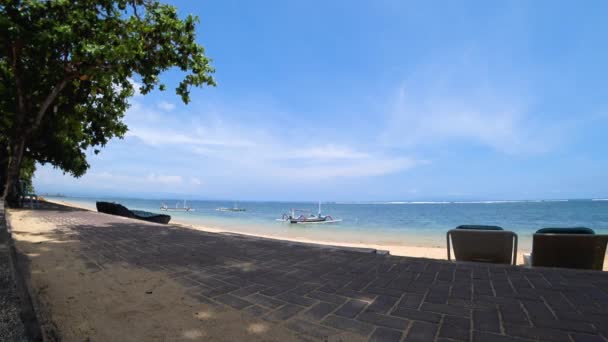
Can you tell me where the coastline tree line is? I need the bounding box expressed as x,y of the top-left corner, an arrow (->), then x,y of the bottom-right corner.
0,0 -> 215,206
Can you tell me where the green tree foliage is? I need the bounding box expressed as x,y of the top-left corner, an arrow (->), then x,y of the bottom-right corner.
0,0 -> 215,206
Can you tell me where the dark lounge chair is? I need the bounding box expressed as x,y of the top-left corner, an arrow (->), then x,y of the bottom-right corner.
529,227 -> 608,270
96,201 -> 171,224
447,225 -> 518,265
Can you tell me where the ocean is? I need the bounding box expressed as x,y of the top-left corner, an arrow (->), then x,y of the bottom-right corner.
47,196 -> 608,251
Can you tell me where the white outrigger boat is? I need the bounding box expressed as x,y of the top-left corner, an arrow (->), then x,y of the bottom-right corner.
160,200 -> 195,212
216,202 -> 246,212
277,202 -> 342,224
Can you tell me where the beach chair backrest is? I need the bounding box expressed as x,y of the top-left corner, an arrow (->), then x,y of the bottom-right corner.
532,233 -> 608,270
447,229 -> 518,265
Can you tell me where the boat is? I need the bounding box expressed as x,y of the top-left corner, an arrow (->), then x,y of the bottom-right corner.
160,200 -> 194,212
277,202 -> 342,224
96,201 -> 171,224
216,202 -> 246,212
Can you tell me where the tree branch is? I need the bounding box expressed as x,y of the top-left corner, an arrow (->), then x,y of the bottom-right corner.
25,74 -> 77,136
10,42 -> 26,116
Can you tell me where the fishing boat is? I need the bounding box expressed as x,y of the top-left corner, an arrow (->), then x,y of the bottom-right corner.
97,201 -> 171,224
160,200 -> 195,212
277,202 -> 342,224
216,202 -> 246,212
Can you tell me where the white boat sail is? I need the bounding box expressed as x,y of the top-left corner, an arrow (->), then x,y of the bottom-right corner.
277,202 -> 342,224
160,200 -> 195,212
217,202 -> 246,212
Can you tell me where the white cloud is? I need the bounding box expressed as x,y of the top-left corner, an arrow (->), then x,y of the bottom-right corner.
145,173 -> 182,185
128,78 -> 142,96
380,81 -> 556,155
118,100 -> 421,182
191,177 -> 203,185
282,144 -> 369,160
267,156 -> 421,180
126,128 -> 256,148
157,101 -> 176,111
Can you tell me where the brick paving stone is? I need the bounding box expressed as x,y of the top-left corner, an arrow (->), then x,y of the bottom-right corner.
260,284 -> 296,296
473,308 -> 500,333
404,321 -> 438,342
243,305 -> 271,317
186,290 -> 219,306
421,303 -> 471,317
534,319 -> 597,334
301,301 -> 338,321
358,311 -> 409,330
290,283 -> 321,296
285,318 -> 337,339
438,315 -> 470,341
473,331 -> 532,342
200,286 -> 235,298
570,333 -> 605,342
499,302 -> 531,326
504,324 -> 571,342
334,299 -> 369,318
391,307 -> 441,323
306,291 -> 348,305
367,295 -> 399,314
425,284 -> 450,304
246,293 -> 286,309
230,284 -> 266,298
366,286 -> 405,298
276,292 -> 318,307
398,293 -> 424,309
322,315 -> 374,337
215,294 -> 253,310
369,327 -> 403,342
265,304 -> 305,321
522,300 -> 555,322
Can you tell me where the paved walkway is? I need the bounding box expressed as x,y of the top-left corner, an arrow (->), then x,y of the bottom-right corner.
0,203 -> 29,341
17,203 -> 608,341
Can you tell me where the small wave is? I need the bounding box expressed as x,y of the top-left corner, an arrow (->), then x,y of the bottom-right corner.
592,198 -> 608,201
378,201 -> 454,204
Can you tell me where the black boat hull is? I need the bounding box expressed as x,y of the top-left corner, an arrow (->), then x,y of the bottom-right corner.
96,201 -> 171,224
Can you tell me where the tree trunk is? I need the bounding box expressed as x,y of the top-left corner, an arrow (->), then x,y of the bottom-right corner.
0,144 -> 8,199
2,138 -> 25,207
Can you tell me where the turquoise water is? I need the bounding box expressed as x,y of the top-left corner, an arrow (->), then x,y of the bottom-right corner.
49,196 -> 608,251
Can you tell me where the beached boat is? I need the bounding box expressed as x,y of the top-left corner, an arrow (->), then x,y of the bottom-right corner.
96,201 -> 171,224
160,200 -> 194,212
216,203 -> 246,212
277,202 -> 342,224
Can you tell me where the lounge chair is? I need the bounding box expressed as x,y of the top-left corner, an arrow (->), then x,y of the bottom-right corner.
18,179 -> 39,209
527,227 -> 608,270
447,225 -> 518,265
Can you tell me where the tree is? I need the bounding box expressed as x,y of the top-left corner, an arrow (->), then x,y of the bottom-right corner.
0,0 -> 215,206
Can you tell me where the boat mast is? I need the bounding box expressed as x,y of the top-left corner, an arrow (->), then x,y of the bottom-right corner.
318,201 -> 321,216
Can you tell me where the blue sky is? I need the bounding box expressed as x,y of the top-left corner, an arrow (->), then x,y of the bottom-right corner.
36,0 -> 608,201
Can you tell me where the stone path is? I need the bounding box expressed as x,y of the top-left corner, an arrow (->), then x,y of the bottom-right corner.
20,203 -> 608,341
0,202 -> 30,342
